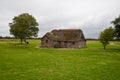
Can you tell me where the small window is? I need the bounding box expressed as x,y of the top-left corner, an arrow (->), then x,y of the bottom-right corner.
64,41 -> 67,43
81,36 -> 83,39
58,41 -> 61,44
46,40 -> 48,43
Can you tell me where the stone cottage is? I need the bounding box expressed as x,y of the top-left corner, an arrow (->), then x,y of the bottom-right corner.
41,29 -> 86,48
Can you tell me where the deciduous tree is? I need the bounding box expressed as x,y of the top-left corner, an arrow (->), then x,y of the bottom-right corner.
111,16 -> 120,40
9,13 -> 39,44
99,27 -> 114,49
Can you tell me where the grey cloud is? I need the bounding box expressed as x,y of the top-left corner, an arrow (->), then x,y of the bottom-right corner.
0,0 -> 120,38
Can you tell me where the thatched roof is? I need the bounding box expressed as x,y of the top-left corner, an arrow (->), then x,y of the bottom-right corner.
42,29 -> 85,41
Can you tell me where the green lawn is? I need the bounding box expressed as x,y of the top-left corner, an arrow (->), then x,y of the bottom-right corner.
0,39 -> 120,80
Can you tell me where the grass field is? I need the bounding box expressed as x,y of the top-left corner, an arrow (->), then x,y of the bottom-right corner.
0,39 -> 120,80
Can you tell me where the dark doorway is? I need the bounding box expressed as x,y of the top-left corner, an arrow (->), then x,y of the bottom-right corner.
64,41 -> 67,48
54,41 -> 61,48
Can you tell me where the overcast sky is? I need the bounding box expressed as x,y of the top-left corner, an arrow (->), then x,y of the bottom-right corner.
0,0 -> 120,38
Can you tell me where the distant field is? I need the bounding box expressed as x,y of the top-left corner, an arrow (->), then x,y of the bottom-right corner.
0,39 -> 120,80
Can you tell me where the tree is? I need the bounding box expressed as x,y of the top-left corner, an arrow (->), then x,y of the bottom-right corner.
111,16 -> 120,40
99,27 -> 114,49
9,13 -> 39,44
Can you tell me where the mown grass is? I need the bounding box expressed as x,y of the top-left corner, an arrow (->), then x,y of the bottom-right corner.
0,39 -> 120,80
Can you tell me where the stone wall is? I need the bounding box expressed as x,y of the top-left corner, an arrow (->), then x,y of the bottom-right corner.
41,29 -> 86,48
